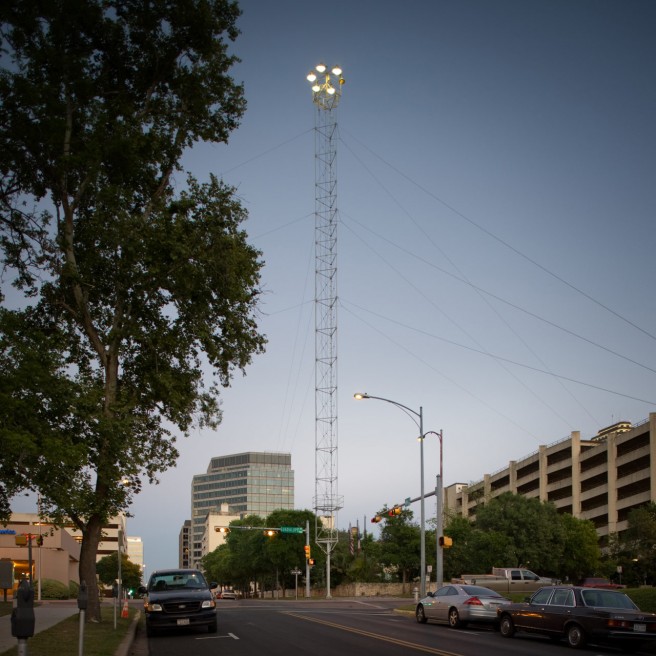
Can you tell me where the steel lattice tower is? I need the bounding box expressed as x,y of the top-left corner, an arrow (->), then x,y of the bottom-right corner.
306,63 -> 344,598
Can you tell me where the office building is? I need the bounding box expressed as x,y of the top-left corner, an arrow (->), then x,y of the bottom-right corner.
179,519 -> 191,569
0,512 -> 134,592
126,536 -> 144,581
188,452 -> 294,566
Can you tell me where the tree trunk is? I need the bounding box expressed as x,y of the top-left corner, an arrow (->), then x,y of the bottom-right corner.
79,516 -> 103,622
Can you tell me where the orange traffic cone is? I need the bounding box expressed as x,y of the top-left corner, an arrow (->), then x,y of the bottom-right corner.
121,600 -> 129,619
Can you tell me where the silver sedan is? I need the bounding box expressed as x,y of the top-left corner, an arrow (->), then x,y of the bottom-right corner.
416,584 -> 512,629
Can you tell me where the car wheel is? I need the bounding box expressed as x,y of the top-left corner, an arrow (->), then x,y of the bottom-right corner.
208,620 -> 218,634
566,623 -> 586,649
448,608 -> 465,629
416,605 -> 427,624
499,614 -> 515,638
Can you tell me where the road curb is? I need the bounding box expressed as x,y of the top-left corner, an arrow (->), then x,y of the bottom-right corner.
115,611 -> 140,656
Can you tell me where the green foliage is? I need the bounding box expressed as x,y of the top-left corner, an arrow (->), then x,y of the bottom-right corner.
600,504 -> 656,587
627,587 -> 656,613
377,507 -> 421,583
343,533 -> 383,583
558,512 -> 600,582
475,493 -> 565,574
95,552 -> 143,591
0,0 -> 265,620
69,580 -> 80,599
201,509 -> 354,594
39,578 -> 71,600
443,493 -> 601,581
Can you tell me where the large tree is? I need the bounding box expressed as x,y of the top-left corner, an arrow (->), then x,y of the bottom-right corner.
377,507 -> 421,590
445,493 -> 600,581
201,510 -> 321,596
475,492 -> 565,576
96,552 -> 143,594
0,0 -> 265,621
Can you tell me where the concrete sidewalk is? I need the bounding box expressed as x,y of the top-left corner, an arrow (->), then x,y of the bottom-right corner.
0,600 -> 80,654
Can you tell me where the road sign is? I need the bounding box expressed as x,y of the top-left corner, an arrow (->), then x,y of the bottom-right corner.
291,569 -> 302,575
280,526 -> 304,534
404,497 -> 411,507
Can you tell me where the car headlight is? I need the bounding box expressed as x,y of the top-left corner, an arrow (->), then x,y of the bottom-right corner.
202,600 -> 216,609
145,603 -> 163,612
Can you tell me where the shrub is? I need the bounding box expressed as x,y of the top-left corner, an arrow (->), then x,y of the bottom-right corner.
69,580 -> 80,599
39,578 -> 70,599
627,587 -> 656,612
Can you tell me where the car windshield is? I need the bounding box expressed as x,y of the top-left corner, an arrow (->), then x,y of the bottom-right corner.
461,585 -> 502,597
581,589 -> 638,610
149,571 -> 207,591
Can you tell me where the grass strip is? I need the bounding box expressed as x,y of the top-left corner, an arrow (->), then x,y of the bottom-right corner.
0,606 -> 137,656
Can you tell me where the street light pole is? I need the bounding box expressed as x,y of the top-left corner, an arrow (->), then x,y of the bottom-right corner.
354,392 -> 427,598
418,406 -> 425,598
424,430 -> 444,589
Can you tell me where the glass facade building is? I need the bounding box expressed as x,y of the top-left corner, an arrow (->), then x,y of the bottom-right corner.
190,452 -> 294,566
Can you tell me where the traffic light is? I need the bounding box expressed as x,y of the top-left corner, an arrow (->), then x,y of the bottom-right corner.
263,529 -> 278,537
439,536 -> 453,548
388,507 -> 402,517
304,545 -> 311,559
214,526 -> 230,534
36,535 -> 44,547
308,558 -> 315,566
370,515 -> 382,523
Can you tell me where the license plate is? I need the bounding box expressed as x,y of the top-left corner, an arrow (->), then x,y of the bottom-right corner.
177,618 -> 190,626
634,624 -> 646,632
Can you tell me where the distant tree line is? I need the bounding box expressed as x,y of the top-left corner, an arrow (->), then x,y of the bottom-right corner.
201,495 -> 656,592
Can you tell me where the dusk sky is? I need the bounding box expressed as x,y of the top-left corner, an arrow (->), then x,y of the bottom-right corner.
11,0 -> 656,576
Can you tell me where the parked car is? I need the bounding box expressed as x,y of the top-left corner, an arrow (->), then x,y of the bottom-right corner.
497,585 -> 656,650
580,577 -> 626,589
139,568 -> 217,637
218,589 -> 237,599
416,584 -> 512,628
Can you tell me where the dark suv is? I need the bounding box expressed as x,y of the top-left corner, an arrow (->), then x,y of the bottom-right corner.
139,568 -> 217,636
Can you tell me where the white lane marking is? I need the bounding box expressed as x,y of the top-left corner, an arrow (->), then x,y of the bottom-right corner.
196,633 -> 240,640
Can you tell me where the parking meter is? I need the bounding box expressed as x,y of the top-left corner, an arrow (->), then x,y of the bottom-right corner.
77,580 -> 88,611
11,579 -> 35,639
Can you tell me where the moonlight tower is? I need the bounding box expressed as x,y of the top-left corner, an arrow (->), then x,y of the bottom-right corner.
306,63 -> 344,597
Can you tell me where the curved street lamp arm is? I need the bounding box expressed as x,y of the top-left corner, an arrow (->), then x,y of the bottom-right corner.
353,393 -> 421,429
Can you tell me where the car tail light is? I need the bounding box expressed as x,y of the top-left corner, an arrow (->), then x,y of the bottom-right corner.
464,597 -> 484,606
607,619 -> 632,629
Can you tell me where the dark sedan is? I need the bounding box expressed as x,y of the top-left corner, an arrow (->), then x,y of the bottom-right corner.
498,585 -> 656,650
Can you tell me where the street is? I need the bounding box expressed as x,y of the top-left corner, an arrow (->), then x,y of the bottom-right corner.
136,598 -> 656,656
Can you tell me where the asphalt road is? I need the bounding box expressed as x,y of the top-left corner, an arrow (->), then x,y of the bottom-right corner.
133,598 -> 656,656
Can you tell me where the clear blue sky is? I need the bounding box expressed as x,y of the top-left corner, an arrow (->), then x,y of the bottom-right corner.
12,0 -> 656,575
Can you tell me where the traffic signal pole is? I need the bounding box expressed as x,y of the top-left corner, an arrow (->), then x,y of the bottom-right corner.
305,520 -> 310,598
436,474 -> 443,589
